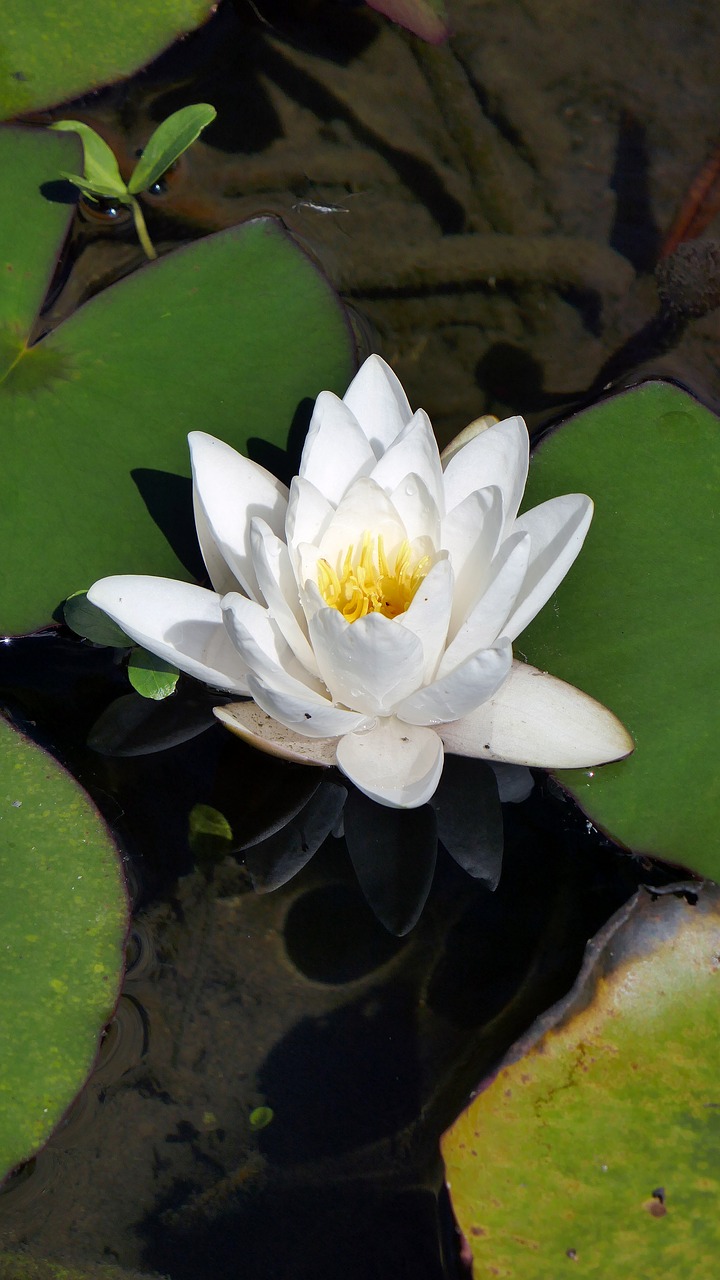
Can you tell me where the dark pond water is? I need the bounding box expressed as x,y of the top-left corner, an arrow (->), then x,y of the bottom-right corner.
2,0 -> 719,1275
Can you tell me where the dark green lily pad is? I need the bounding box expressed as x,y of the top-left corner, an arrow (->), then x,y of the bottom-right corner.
0,0 -> 216,120
0,714 -> 127,1182
519,381 -> 719,878
0,126 -> 354,635
442,885 -> 720,1278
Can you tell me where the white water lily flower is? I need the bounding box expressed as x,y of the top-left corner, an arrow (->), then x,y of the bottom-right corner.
88,356 -> 632,808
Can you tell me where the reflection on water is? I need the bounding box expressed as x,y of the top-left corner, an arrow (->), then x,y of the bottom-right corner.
3,0 -> 719,1273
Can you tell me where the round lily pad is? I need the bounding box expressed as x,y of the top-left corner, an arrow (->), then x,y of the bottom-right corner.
519,381 -> 720,878
442,885 -> 720,1278
0,714 -> 127,1181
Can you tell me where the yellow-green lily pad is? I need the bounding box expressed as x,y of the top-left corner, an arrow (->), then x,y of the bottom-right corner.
0,714 -> 127,1182
442,885 -> 720,1278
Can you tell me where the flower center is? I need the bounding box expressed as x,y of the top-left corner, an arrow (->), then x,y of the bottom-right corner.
317,532 -> 430,623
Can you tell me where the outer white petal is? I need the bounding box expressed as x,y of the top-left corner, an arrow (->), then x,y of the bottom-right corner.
299,390 -> 376,503
214,702 -> 338,766
342,354 -> 413,455
396,637 -> 512,725
250,518 -> 319,676
370,410 -> 445,515
336,717 -> 444,808
309,608 -> 424,715
389,473 -> 440,546
189,431 -> 288,602
222,592 -> 323,695
440,486 -> 504,638
87,575 -> 250,693
285,476 -> 334,575
442,416 -> 529,535
439,531 -> 530,672
396,556 -> 453,683
316,476 -> 407,567
247,673 -> 371,739
503,494 -> 594,641
438,660 -> 634,767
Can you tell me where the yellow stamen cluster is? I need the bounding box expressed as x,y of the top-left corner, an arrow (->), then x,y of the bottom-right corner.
317,532 -> 430,623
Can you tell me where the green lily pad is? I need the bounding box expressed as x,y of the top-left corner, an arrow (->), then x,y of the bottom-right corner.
0,126 -> 354,635
519,381 -> 719,878
442,885 -> 720,1278
0,714 -> 127,1182
0,0 -> 216,120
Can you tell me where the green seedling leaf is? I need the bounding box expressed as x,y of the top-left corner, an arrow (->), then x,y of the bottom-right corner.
128,103 -> 217,195
0,126 -> 354,636
0,0 -> 217,120
128,648 -> 180,701
64,591 -> 132,648
188,803 -> 234,861
519,382 -> 719,879
0,714 -> 127,1181
51,121 -> 128,201
249,1106 -> 274,1131
442,886 -> 720,1278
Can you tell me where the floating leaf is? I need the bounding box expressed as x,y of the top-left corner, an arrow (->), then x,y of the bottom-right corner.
0,126 -> 354,636
520,382 -> 719,878
64,590 -> 132,648
0,0 -> 217,120
442,885 -> 720,1278
128,103 -> 217,195
127,648 -> 180,701
188,802 -> 234,862
0,714 -> 127,1181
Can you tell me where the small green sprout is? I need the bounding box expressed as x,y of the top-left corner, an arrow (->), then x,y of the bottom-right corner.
51,103 -> 217,260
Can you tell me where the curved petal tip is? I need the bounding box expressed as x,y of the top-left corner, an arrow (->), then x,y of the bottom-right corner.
214,702 -> 337,767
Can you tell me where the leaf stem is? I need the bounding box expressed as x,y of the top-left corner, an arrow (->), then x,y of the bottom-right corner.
129,196 -> 157,260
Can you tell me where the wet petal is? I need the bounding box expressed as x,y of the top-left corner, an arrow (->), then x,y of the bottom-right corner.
247,673 -> 371,738
370,410 -> 445,515
397,637 -> 512,725
285,475 -> 334,574
222,592 -> 323,695
389,472 -> 441,546
309,608 -> 424,716
440,486 -> 504,637
442,416 -> 528,535
250,517 -> 319,675
189,431 -> 288,602
299,390 -> 376,503
316,476 -> 407,567
503,494 -> 594,640
88,575 -> 250,693
439,531 -> 530,670
342,354 -> 413,454
214,701 -> 339,765
336,717 -> 444,808
438,660 -> 634,766
397,556 -> 453,683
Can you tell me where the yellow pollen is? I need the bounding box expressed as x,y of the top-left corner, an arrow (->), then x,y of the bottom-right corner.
317,532 -> 430,623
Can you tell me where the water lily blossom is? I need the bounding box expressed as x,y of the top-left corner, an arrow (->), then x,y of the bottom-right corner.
88,356 -> 632,808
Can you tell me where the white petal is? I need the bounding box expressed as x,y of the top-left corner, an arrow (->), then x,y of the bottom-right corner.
397,556 -> 453,683
503,495 -> 594,641
189,431 -> 288,602
299,391 -> 376,503
442,416 -> 529,535
370,410 -> 445,515
438,660 -> 634,767
87,576 -> 250,693
397,638 -> 512,725
285,476 -> 334,576
336,717 -> 444,808
250,518 -> 319,675
439,531 -> 530,672
222,592 -> 323,695
342,354 -> 413,455
440,486 -> 504,638
309,608 -> 424,715
389,472 -> 441,546
316,477 -> 407,568
214,701 -> 342,763
247,673 -> 371,738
